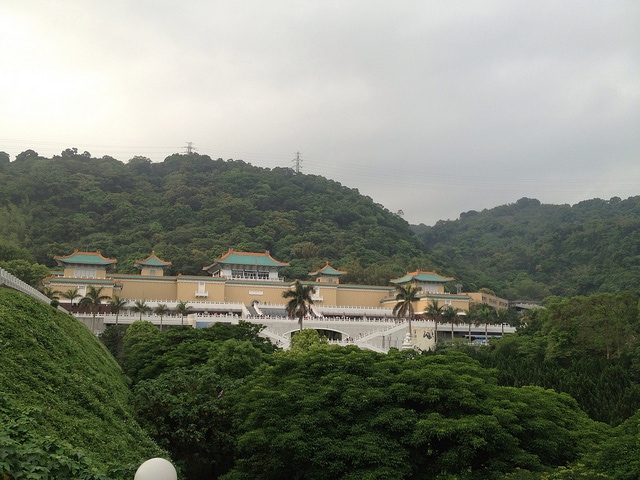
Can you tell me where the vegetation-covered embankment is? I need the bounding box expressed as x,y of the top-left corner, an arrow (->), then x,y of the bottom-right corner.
0,288 -> 166,479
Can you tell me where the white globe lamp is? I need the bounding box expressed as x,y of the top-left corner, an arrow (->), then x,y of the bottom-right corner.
134,458 -> 177,480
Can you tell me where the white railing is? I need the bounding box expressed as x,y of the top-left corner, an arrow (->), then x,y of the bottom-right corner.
315,305 -> 395,317
0,267 -> 66,312
120,299 -> 245,310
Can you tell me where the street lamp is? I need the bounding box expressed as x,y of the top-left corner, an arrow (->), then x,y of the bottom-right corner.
134,458 -> 177,480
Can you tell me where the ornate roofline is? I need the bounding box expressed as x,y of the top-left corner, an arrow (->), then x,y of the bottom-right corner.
309,262 -> 346,277
203,248 -> 290,270
53,250 -> 117,266
390,270 -> 454,284
134,251 -> 172,268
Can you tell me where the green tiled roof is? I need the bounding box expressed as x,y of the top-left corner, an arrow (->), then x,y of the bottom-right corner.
204,249 -> 289,269
391,271 -> 454,284
135,252 -> 172,267
54,251 -> 117,266
309,263 -> 346,277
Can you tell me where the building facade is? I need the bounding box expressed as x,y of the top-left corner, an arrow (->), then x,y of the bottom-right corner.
45,249 -> 475,316
44,249 -> 517,350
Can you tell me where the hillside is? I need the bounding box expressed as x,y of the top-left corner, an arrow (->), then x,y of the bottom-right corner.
415,196 -> 640,299
0,149 -> 427,284
1,148 -> 639,299
0,288 -> 166,478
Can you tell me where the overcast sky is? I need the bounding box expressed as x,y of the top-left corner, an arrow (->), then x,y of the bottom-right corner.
1,1 -> 638,225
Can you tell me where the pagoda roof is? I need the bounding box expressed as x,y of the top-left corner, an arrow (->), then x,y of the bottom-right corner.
309,262 -> 346,277
203,249 -> 289,270
54,250 -> 117,267
390,270 -> 454,284
134,251 -> 172,268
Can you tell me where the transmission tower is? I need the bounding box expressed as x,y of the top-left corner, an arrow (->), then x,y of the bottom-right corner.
184,142 -> 197,154
292,151 -> 302,174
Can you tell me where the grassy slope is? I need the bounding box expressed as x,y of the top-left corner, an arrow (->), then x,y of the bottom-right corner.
0,288 -> 165,475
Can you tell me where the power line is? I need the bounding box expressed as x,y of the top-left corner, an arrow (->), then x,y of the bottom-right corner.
2,138 -> 637,196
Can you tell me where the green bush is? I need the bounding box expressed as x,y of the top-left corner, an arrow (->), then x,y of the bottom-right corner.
0,289 -> 168,479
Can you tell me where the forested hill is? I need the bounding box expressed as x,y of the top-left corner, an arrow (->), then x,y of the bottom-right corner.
0,149 -> 427,283
413,196 -> 640,299
2,149 -> 638,298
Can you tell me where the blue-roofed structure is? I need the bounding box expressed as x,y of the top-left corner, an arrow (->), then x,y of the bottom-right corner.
134,251 -> 172,276
203,248 -> 289,281
53,250 -> 117,280
308,262 -> 346,284
390,271 -> 454,285
54,250 -> 117,267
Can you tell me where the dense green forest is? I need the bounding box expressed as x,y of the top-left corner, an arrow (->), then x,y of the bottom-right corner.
2,283 -> 639,478
416,196 -> 640,299
1,149 -> 638,300
2,148 -> 639,478
114,300 -> 640,480
0,148 -> 426,284
465,291 -> 640,426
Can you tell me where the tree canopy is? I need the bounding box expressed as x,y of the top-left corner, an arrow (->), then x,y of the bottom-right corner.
460,291 -> 640,426
0,150 -> 426,284
2,150 -> 638,297
222,347 -> 604,480
416,196 -> 640,299
115,318 -> 633,479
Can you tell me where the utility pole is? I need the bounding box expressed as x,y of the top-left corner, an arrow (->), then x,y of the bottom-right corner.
184,142 -> 196,154
292,151 -> 302,174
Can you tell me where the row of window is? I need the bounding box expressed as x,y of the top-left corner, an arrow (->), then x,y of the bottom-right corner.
74,268 -> 97,278
230,270 -> 270,280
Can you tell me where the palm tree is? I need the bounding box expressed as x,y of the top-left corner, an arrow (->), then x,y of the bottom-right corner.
392,282 -> 421,343
42,286 -> 60,300
467,312 -> 473,342
132,299 -> 150,320
175,300 -> 191,326
474,304 -> 494,344
282,281 -> 315,332
78,286 -> 111,334
108,295 -> 127,326
455,311 -> 470,341
495,308 -> 511,336
42,287 -> 60,308
441,305 -> 460,340
60,288 -> 81,307
424,299 -> 444,344
154,303 -> 169,330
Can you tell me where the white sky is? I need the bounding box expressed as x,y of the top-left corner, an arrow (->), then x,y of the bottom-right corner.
1,1 -> 638,225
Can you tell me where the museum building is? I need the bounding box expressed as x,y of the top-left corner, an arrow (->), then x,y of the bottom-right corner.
44,248 -> 472,318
